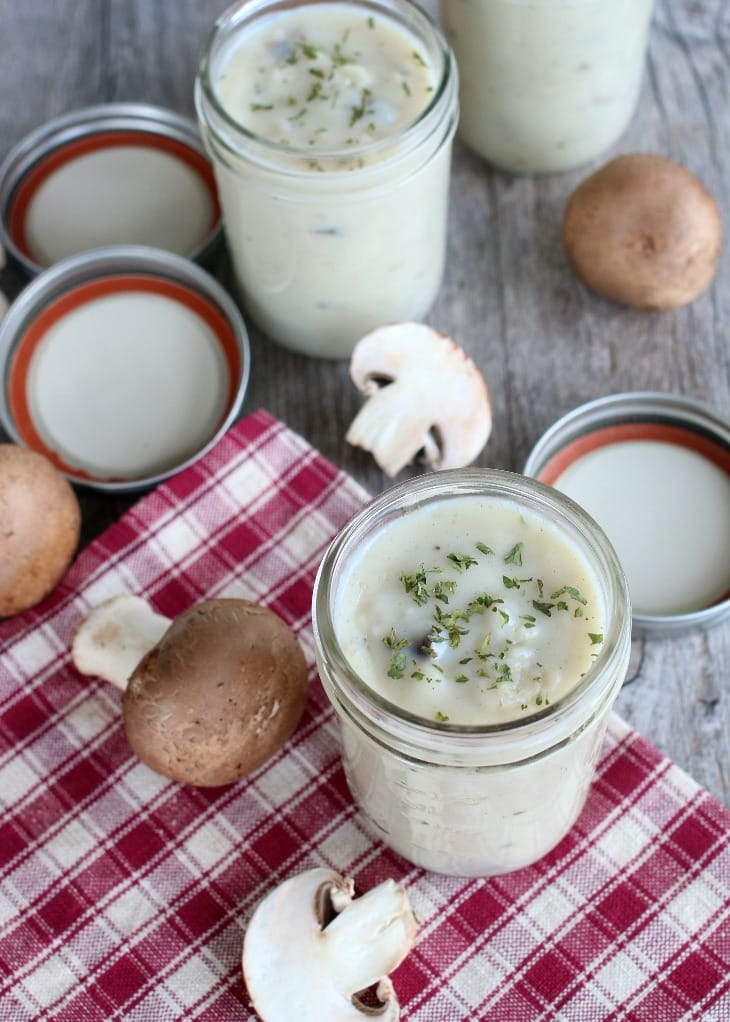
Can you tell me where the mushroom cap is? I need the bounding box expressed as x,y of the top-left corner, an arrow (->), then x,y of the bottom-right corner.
346,323 -> 492,477
122,599 -> 308,786
0,444 -> 81,617
562,153 -> 722,311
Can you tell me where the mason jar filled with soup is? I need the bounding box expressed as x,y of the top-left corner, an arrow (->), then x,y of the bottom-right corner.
312,469 -> 631,877
440,0 -> 655,174
196,0 -> 458,358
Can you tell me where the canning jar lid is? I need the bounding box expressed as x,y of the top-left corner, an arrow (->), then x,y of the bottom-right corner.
0,103 -> 222,276
0,245 -> 250,492
524,392 -> 730,635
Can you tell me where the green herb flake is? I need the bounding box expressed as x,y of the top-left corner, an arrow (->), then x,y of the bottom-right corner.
367,15 -> 375,27
333,42 -> 354,67
466,593 -> 502,616
400,564 -> 442,605
504,542 -> 524,566
432,582 -> 454,604
297,41 -> 319,60
455,674 -> 469,684
533,600 -> 555,617
435,711 -> 450,722
476,541 -> 494,556
551,585 -> 588,605
588,632 -> 604,645
496,663 -> 512,684
387,651 -> 407,679
383,628 -> 409,651
447,552 -> 478,572
349,87 -> 372,126
250,103 -> 274,111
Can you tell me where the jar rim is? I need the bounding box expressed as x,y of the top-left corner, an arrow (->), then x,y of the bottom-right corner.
195,0 -> 457,175
312,468 -> 632,757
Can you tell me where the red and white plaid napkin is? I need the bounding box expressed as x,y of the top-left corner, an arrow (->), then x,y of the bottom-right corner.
1,409 -> 728,1021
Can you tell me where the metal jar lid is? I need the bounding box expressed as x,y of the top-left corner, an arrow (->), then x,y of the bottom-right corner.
0,103 -> 222,276
524,392 -> 730,636
0,245 -> 250,492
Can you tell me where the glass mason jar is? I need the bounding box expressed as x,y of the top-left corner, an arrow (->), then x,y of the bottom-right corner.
440,0 -> 655,174
312,469 -> 631,876
195,0 -> 458,358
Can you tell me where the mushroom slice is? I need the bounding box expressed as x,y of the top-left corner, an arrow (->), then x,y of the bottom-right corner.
346,323 -> 492,477
242,867 -> 418,1022
72,595 -> 309,787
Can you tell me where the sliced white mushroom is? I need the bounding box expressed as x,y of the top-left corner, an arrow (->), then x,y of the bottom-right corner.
242,867 -> 418,1022
346,322 -> 492,477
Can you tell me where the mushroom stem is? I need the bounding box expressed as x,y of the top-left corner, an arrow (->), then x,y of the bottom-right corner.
72,594 -> 171,689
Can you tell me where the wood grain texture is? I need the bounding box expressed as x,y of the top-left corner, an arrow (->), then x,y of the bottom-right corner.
0,0 -> 727,804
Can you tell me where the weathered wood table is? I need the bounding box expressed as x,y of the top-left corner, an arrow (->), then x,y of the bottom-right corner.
0,0 -> 727,805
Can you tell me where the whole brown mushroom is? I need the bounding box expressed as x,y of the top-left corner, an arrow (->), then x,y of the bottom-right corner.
562,153 -> 722,311
0,444 -> 81,617
72,595 -> 309,786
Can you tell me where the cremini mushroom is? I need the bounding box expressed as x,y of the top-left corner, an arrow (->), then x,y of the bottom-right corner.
562,153 -> 723,310
242,867 -> 418,1022
72,595 -> 308,786
0,444 -> 81,617
346,322 -> 492,477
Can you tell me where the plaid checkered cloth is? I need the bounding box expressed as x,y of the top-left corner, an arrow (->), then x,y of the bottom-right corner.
1,409 -> 728,1021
